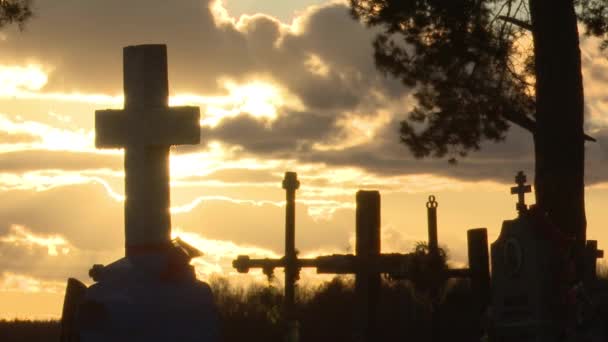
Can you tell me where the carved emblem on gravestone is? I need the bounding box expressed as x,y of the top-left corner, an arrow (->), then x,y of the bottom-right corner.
504,237 -> 523,277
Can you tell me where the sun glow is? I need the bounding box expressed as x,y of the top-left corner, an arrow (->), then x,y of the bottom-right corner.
171,79 -> 299,128
0,65 -> 48,95
202,79 -> 288,127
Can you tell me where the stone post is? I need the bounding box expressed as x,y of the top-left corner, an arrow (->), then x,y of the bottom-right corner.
354,191 -> 381,342
584,240 -> 604,287
427,196 -> 439,256
467,228 -> 490,312
282,172 -> 300,341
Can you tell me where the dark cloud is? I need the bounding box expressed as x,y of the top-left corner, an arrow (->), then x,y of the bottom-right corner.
1,0 -> 604,185
5,0 -> 228,94
204,113 -> 536,183
0,183 -> 123,256
202,110 -> 339,154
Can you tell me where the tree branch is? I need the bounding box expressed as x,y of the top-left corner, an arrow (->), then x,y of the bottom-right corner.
502,112 -> 596,142
498,15 -> 533,31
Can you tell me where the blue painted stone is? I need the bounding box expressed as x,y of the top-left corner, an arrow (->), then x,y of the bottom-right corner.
78,252 -> 219,342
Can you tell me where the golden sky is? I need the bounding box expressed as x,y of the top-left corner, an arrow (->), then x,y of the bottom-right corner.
0,0 -> 607,319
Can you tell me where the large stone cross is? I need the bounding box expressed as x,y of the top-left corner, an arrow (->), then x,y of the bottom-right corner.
95,45 -> 200,255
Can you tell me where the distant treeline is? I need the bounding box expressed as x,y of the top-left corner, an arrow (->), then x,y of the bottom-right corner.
0,276 -> 484,342
3,270 -> 608,342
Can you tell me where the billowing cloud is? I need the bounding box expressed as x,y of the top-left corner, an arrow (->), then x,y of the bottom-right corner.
0,0 -> 604,184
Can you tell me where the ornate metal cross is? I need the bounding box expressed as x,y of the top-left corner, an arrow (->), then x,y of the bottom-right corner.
95,45 -> 200,255
511,171 -> 532,214
234,173 -> 490,342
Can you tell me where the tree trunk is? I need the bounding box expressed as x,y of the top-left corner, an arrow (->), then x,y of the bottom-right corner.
529,0 -> 586,279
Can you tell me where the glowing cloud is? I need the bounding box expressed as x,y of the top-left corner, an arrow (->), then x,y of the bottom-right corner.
0,272 -> 64,294
0,113 -> 96,152
0,225 -> 70,256
0,65 -> 48,95
305,53 -> 330,77
171,228 -> 280,281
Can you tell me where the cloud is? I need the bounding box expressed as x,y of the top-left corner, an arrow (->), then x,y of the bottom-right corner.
0,224 -> 114,282
0,0 -> 605,187
0,150 -> 121,172
0,130 -> 40,144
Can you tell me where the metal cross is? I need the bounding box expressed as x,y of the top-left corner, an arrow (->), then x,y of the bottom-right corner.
510,171 -> 532,214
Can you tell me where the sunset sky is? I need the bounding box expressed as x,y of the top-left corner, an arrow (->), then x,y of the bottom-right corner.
0,0 -> 607,319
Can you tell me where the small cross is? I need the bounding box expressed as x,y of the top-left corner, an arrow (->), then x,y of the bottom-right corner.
510,171 -> 531,214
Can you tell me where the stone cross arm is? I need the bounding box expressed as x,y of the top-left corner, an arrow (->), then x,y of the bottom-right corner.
95,107 -> 200,148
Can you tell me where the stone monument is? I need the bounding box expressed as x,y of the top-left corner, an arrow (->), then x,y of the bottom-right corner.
60,45 -> 218,342
490,171 -> 565,341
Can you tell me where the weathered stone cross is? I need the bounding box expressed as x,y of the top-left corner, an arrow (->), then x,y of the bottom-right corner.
510,170 -> 532,214
95,45 -> 200,255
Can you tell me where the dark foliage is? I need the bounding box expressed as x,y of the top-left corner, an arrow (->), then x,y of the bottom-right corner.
349,0 -> 606,162
577,0 -> 608,49
0,0 -> 32,29
0,278 -> 480,342
5,271 -> 608,342
0,319 -> 60,342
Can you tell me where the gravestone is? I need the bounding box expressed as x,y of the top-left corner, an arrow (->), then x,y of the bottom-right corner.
60,45 -> 218,342
491,172 -> 564,341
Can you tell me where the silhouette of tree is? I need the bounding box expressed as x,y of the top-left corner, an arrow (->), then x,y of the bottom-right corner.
0,0 -> 32,29
349,0 -> 608,278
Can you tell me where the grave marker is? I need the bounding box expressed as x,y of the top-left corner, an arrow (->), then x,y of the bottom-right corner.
584,240 -> 604,287
491,171 -> 562,341
60,45 -> 218,342
234,172 -> 490,341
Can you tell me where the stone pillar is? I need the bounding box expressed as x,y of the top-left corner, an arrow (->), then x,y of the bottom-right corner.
123,45 -> 171,251
427,196 -> 439,256
584,240 -> 603,286
283,172 -> 300,340
355,190 -> 381,342
468,228 -> 490,312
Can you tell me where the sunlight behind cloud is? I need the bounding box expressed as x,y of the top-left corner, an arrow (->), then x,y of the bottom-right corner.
204,79 -> 293,127
305,53 -> 330,77
0,225 -> 70,256
0,65 -> 48,95
171,79 -> 300,128
312,109 -> 392,151
171,228 -> 280,280
0,273 -> 64,294
0,113 -> 96,152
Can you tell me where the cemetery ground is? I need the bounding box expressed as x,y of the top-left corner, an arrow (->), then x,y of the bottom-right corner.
3,266 -> 608,342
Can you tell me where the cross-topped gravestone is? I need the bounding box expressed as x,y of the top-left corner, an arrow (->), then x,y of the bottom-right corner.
510,171 -> 532,214
95,45 -> 200,253
491,171 -> 563,342
60,45 -> 218,342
